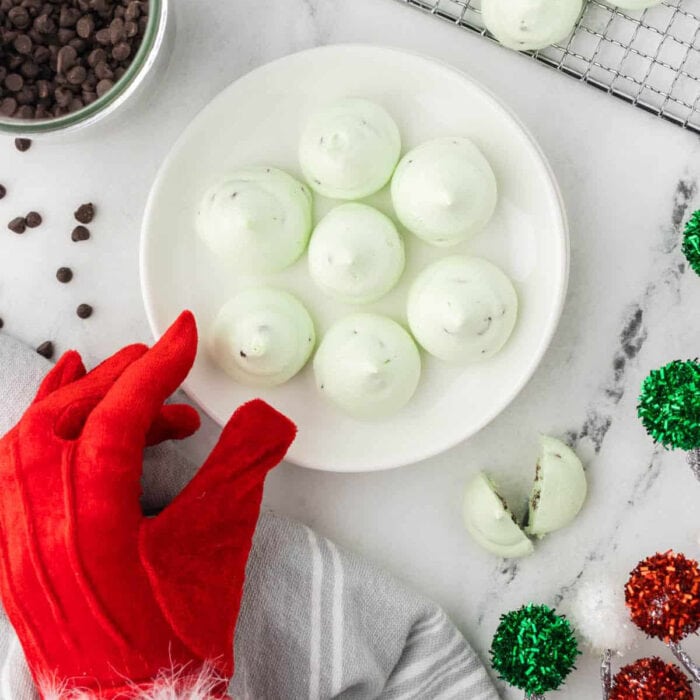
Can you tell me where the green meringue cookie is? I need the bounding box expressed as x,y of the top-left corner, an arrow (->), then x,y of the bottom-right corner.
607,0 -> 661,8
525,436 -> 587,538
463,472 -> 534,559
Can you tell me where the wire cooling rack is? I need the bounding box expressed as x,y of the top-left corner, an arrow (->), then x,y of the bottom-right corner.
396,0 -> 700,133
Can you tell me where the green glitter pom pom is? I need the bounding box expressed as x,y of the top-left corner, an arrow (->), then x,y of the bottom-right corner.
490,603 -> 580,696
638,359 -> 700,450
682,209 -> 700,277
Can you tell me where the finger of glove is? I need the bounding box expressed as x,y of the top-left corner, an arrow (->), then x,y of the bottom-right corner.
140,400 -> 295,662
169,399 -> 296,505
145,404 -> 201,446
32,351 -> 86,404
27,343 -> 148,439
84,311 -> 198,449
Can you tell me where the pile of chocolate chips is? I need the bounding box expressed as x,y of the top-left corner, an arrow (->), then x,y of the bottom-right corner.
0,0 -> 149,120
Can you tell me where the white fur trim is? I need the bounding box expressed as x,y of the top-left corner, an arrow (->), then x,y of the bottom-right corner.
39,662 -> 227,700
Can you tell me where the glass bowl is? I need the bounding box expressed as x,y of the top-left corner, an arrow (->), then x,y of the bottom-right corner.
0,0 -> 171,139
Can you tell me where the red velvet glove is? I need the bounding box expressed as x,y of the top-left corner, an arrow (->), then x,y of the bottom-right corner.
0,311 -> 296,698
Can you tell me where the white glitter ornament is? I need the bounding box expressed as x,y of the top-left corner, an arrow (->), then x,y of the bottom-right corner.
571,577 -> 636,654
571,576 -> 637,699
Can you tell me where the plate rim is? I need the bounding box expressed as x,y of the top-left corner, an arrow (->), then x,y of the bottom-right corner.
140,43 -> 570,472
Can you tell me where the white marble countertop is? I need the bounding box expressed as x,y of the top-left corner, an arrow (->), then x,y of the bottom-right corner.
2,1 -> 700,697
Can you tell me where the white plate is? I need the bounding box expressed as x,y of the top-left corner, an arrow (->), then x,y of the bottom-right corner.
141,45 -> 568,473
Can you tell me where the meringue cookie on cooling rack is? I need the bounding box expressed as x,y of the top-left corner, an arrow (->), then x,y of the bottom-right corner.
196,167 -> 313,273
299,98 -> 401,200
308,203 -> 405,304
607,0 -> 662,9
407,256 -> 518,363
481,0 -> 584,52
210,288 -> 315,387
313,313 -> 421,420
391,136 -> 497,246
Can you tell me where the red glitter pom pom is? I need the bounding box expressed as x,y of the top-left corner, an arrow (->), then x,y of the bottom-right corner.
610,657 -> 693,700
625,551 -> 700,642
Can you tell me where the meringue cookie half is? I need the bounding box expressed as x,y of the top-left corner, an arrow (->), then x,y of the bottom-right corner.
463,472 -> 534,559
299,98 -> 401,200
525,436 -> 587,538
482,0 -> 583,52
197,166 -> 313,273
391,136 -> 497,246
308,203 -> 405,304
407,256 -> 518,363
210,288 -> 315,387
313,313 -> 421,420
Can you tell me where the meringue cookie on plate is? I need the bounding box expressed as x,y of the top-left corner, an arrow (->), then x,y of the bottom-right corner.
482,0 -> 583,52
299,98 -> 401,200
407,256 -> 518,363
210,288 -> 315,387
308,203 -> 405,304
313,313 -> 421,420
197,166 -> 313,273
391,137 -> 497,246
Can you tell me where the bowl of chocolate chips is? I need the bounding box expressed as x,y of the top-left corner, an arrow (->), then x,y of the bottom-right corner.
0,0 -> 169,136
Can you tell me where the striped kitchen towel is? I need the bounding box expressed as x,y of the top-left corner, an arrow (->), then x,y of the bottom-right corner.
0,331 -> 498,700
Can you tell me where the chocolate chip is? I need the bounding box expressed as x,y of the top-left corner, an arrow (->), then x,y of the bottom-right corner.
14,138 -> 31,152
33,46 -> 51,65
95,78 -> 113,97
71,224 -> 90,241
20,61 -> 39,79
109,17 -> 124,44
94,61 -> 113,80
13,35 -> 33,56
5,73 -> 24,91
94,27 -> 111,45
0,98 -> 17,116
16,86 -> 36,106
67,65 -> 87,85
15,105 -> 34,119
0,185 -> 6,200
76,303 -> 93,319
8,7 -> 31,30
58,28 -> 76,44
8,217 -> 26,233
77,15 -> 95,39
55,87 -> 73,108
33,14 -> 56,36
112,41 -> 130,62
36,80 -> 50,99
0,318 -> 4,330
59,7 -> 81,29
90,0 -> 111,13
125,1 -> 141,21
74,202 -> 94,223
87,48 -> 106,67
56,266 -> 73,283
36,341 -> 54,359
25,211 -> 42,228
56,45 -> 77,74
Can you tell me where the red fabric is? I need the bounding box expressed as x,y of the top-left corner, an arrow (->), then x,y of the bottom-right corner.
0,311 -> 296,699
